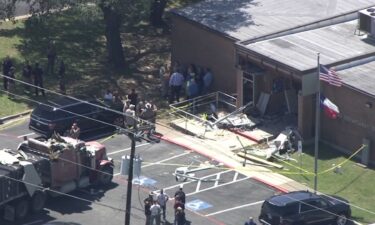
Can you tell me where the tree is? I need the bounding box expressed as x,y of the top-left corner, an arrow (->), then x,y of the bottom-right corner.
149,0 -> 167,27
0,0 -> 150,70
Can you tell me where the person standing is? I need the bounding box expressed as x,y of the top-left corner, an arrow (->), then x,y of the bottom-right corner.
244,217 -> 257,225
174,186 -> 186,204
174,207 -> 186,225
203,67 -> 214,94
22,60 -> 32,93
169,68 -> 184,103
150,200 -> 161,225
156,189 -> 169,221
69,122 -> 80,139
186,78 -> 198,99
58,59 -> 66,94
33,62 -> 45,97
144,193 -> 153,225
160,64 -> 170,99
128,89 -> 138,107
7,66 -> 16,94
46,41 -> 57,75
2,55 -> 13,90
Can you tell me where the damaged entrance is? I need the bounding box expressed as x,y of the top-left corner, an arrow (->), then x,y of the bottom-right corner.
168,92 -> 301,165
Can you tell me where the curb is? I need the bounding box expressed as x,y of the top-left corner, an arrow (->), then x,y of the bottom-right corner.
228,128 -> 261,143
158,135 -> 288,194
0,110 -> 32,124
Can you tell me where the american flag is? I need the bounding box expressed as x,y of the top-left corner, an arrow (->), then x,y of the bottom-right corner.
319,64 -> 342,87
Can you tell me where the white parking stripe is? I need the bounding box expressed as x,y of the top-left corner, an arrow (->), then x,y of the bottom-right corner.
186,177 -> 250,196
163,170 -> 233,193
205,200 -> 264,216
142,152 -> 190,168
196,180 -> 201,192
17,132 -> 35,138
107,143 -> 150,155
214,173 -> 220,186
113,152 -> 190,177
233,172 -> 238,181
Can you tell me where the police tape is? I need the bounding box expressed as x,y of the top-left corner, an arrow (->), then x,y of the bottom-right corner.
317,144 -> 366,175
271,155 -> 313,175
99,133 -> 117,143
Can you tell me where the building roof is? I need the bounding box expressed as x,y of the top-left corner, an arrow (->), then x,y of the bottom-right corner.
172,0 -> 375,41
339,60 -> 375,97
242,20 -> 375,72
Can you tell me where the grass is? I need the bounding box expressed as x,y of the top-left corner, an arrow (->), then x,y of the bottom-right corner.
0,8 -> 172,117
272,142 -> 375,223
1,2 -> 375,223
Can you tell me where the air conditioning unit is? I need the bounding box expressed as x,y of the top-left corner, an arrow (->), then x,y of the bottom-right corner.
358,7 -> 375,36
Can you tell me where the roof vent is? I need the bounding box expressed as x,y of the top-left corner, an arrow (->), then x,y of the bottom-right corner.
358,7 -> 375,36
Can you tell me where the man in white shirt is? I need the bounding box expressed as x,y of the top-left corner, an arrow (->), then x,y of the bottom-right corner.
168,69 -> 184,103
156,189 -> 169,221
150,200 -> 161,225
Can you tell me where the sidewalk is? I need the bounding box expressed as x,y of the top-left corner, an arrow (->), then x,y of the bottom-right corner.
156,122 -> 310,193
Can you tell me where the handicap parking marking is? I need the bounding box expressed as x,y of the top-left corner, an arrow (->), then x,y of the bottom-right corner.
186,199 -> 213,211
132,176 -> 157,187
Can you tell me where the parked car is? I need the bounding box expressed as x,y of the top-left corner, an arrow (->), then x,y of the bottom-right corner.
259,191 -> 351,225
29,97 -> 124,137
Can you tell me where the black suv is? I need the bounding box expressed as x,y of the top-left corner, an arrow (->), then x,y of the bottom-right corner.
259,191 -> 351,225
29,97 -> 124,137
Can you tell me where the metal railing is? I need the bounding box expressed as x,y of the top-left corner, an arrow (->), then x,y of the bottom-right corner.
169,91 -> 252,137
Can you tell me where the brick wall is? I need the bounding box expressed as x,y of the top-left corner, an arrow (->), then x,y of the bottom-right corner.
171,15 -> 237,94
320,84 -> 375,163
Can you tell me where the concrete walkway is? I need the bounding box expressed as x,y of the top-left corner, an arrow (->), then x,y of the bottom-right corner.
156,122 -> 310,193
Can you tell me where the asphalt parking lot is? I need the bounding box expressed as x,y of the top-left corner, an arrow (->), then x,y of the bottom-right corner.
0,119 -> 279,225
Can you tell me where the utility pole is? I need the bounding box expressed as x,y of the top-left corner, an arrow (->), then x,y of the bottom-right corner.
125,124 -> 137,225
314,53 -> 321,193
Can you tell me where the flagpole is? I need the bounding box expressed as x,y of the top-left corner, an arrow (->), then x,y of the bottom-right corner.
314,53 -> 321,193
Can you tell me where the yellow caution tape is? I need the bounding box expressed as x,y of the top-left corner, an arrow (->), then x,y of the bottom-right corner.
99,134 -> 116,143
318,144 -> 366,175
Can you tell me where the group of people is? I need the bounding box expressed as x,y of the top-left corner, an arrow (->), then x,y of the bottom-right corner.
159,62 -> 214,104
103,88 -> 158,136
1,41 -> 66,97
144,186 -> 186,225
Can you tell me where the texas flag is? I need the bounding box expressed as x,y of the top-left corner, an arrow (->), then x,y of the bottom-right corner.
320,95 -> 340,119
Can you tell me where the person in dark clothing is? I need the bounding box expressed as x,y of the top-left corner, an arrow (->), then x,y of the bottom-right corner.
2,55 -> 13,90
144,193 -> 153,225
128,89 -> 138,107
173,197 -> 185,211
174,207 -> 186,225
244,217 -> 257,225
7,66 -> 16,93
46,41 -> 57,75
58,59 -> 66,94
174,186 -> 186,204
22,60 -> 32,93
33,62 -> 45,97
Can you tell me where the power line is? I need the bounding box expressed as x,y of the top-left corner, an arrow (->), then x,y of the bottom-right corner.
1,74 -> 375,220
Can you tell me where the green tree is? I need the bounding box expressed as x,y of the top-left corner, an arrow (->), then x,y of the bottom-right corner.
0,0 -> 151,69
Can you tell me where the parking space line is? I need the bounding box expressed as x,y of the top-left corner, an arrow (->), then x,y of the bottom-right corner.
233,172 -> 238,181
142,152 -> 190,168
114,152 -> 190,177
165,170 -> 233,194
17,132 -> 35,138
186,177 -> 250,196
214,173 -> 220,187
205,200 -> 264,216
107,143 -> 150,155
196,180 -> 201,192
